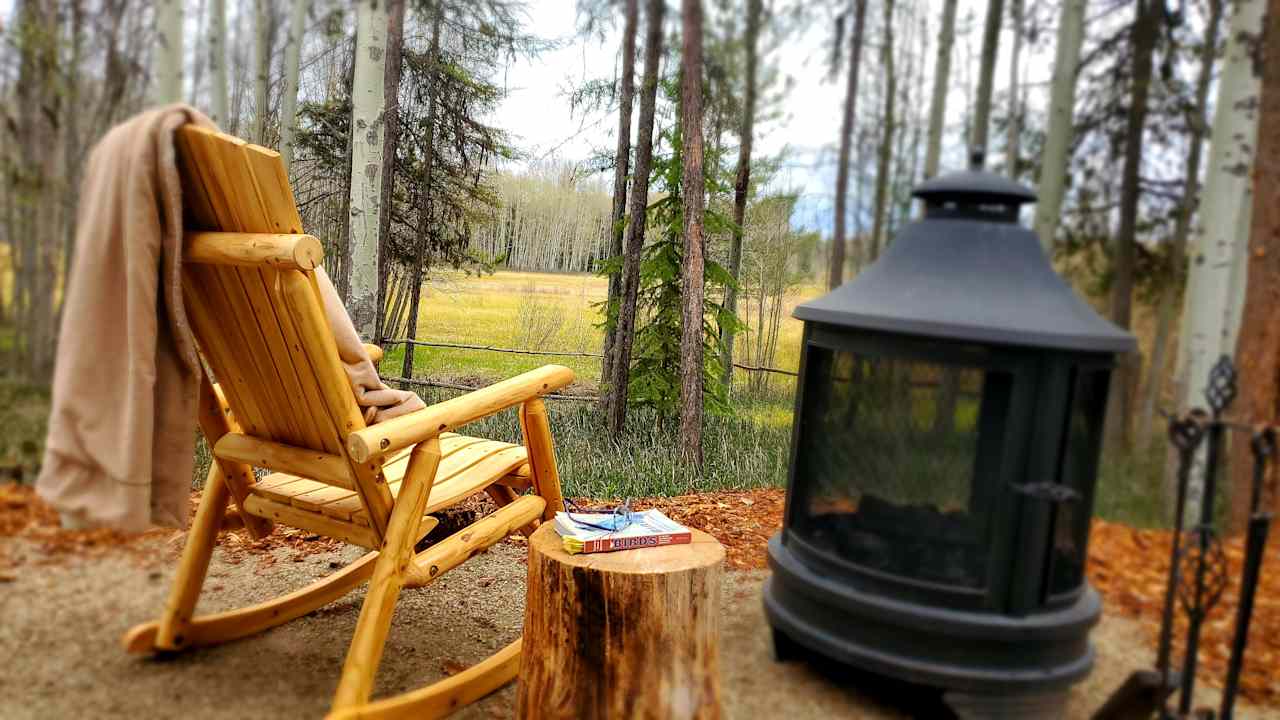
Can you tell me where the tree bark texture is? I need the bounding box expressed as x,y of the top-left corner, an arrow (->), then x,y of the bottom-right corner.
208,0 -> 229,126
1006,0 -> 1023,178
721,0 -> 763,391
679,0 -> 707,468
869,0 -> 895,263
252,0 -> 271,144
347,0 -> 389,340
401,2 -> 442,382
828,0 -> 867,290
154,0 -> 183,104
1139,0 -> 1223,449
1178,0 -> 1265,412
1103,0 -> 1160,453
279,0 -> 309,172
1176,0 -> 1265,519
12,0 -> 61,382
516,524 -> 724,720
1032,0 -> 1086,249
607,0 -> 665,435
601,0 -> 639,389
1229,0 -> 1280,529
971,0 -> 1004,160
375,0 -> 407,344
924,0 -> 958,180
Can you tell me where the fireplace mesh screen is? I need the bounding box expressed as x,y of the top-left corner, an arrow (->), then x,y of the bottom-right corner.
791,347 -> 1011,589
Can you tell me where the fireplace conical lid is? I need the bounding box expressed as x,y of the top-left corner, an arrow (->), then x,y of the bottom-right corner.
796,169 -> 1135,353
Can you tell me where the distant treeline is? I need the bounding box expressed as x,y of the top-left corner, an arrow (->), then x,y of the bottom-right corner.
470,167 -> 613,273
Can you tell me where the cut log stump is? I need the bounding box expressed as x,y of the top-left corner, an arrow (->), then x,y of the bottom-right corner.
517,523 -> 725,720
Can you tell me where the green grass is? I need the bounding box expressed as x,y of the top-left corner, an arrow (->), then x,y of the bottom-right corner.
393,384 -> 792,498
0,379 -> 51,482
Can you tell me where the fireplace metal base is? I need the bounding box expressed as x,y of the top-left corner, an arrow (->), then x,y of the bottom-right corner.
764,533 -> 1099,700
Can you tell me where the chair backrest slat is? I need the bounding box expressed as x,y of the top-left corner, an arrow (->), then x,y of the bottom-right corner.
174,125 -> 394,538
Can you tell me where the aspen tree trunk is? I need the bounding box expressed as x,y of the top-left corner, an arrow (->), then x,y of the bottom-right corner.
601,0 -> 639,388
1175,0 -> 1265,518
252,0 -> 271,144
401,3 -> 442,382
279,0 -> 308,172
347,0 -> 389,339
1139,0 -> 1223,449
336,48 -> 357,300
721,0 -> 763,390
1005,0 -> 1022,178
924,0 -> 957,180
608,0 -> 665,435
14,0 -> 60,381
375,0 -> 407,343
190,0 -> 207,105
1032,0 -> 1086,249
1230,0 -> 1280,527
679,0 -> 707,468
868,0 -> 895,263
154,0 -> 184,104
61,0 -> 85,298
971,0 -> 1004,160
1103,0 -> 1160,454
208,0 -> 229,126
828,0 -> 867,290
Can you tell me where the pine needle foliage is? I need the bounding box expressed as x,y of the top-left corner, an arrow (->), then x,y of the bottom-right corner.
628,87 -> 743,417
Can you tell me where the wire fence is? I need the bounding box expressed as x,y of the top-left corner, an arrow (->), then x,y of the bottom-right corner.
381,338 -> 800,377
378,337 -> 800,402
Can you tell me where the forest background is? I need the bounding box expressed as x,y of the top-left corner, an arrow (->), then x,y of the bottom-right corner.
2,0 -> 1278,533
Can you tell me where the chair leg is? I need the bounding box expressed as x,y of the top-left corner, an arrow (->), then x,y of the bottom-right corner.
123,548 -> 381,654
325,639 -> 523,720
331,438 -> 441,712
519,398 -> 564,522
153,463 -> 229,650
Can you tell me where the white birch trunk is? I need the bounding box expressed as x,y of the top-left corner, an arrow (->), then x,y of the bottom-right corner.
1032,0 -> 1086,250
1006,0 -> 1022,178
154,0 -> 184,104
280,0 -> 308,172
924,0 -> 958,180
1176,0 -> 1264,517
251,0 -> 271,144
347,0 -> 388,339
208,0 -> 229,125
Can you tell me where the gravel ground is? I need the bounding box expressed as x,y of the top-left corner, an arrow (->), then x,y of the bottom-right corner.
0,535 -> 1267,719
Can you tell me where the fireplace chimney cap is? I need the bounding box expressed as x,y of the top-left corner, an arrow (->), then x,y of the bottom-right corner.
913,167 -> 1036,210
797,171 -> 1135,354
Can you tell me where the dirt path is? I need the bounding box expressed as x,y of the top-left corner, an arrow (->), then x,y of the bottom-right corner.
1,532 -> 1268,720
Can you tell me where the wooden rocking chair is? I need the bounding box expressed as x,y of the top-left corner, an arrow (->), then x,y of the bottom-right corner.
121,125 -> 573,719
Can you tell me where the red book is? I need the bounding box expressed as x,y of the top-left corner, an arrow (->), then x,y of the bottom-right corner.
580,531 -> 692,555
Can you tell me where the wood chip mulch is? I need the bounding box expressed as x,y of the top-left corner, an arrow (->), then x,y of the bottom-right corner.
4,483 -> 1277,705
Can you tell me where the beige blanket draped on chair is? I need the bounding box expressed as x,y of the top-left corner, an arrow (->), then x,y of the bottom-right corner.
37,105 -> 423,532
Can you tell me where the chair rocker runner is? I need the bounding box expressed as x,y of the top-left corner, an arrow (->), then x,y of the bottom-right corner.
121,125 -> 573,720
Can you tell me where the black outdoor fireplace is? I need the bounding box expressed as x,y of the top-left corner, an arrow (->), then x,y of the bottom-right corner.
763,165 -> 1136,718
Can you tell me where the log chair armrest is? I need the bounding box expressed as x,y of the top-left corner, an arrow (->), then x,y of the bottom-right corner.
347,364 -> 575,463
363,343 -> 384,364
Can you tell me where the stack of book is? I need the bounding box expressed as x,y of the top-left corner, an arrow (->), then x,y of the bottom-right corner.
553,508 -> 691,555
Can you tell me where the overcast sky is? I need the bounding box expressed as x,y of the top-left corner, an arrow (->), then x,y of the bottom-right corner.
495,0 -> 1049,235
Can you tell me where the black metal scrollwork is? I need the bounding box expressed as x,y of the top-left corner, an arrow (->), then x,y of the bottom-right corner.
1205,354 -> 1238,418
1104,358 -> 1274,720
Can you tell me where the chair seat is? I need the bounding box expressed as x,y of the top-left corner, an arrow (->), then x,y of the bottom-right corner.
247,433 -> 532,527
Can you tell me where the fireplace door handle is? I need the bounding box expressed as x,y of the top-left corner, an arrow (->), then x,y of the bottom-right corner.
1008,481 -> 1081,504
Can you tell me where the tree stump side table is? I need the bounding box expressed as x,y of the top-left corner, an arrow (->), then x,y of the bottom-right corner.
516,523 -> 725,720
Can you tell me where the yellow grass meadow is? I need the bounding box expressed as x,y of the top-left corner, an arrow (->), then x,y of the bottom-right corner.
384,269 -> 820,396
